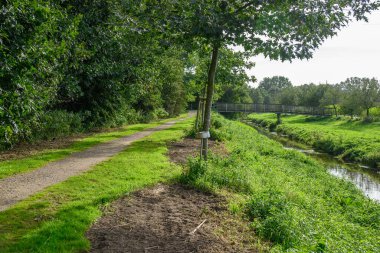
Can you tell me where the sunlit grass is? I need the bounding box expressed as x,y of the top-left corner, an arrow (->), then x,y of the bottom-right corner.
0,114 -> 188,179
183,114 -> 380,252
248,113 -> 380,167
0,117 -> 193,252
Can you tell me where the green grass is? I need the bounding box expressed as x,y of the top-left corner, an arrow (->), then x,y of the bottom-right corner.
182,114 -> 380,252
0,117 -> 193,253
0,114 -> 188,180
248,113 -> 380,168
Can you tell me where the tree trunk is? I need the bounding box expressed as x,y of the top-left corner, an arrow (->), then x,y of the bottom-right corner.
333,104 -> 337,117
202,46 -> 219,160
367,107 -> 370,117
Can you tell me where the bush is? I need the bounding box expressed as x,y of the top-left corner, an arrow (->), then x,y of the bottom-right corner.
0,125 -> 15,150
181,158 -> 207,183
246,191 -> 300,248
185,113 -> 228,141
1,110 -> 84,149
154,108 -> 169,119
33,110 -> 84,140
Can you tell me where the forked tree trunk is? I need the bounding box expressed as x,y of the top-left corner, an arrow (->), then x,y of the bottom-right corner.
202,46 -> 219,160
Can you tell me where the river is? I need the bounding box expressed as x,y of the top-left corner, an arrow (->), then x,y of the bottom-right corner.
244,121 -> 380,202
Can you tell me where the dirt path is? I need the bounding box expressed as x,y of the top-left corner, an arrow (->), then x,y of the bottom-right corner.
87,184 -> 257,253
87,139 -> 260,253
0,118 -> 188,212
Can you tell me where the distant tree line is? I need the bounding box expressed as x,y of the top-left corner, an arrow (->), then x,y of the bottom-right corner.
250,76 -> 380,118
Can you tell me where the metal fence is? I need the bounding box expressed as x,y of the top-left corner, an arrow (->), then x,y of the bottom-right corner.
213,103 -> 334,116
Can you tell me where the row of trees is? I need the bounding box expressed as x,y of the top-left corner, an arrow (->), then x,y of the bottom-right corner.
1,1 -> 185,148
1,1 -> 379,153
0,0 -> 257,149
250,76 -> 380,117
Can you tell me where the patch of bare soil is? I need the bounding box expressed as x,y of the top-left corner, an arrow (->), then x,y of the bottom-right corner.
167,138 -> 229,164
87,184 -> 258,253
0,134 -> 89,161
0,124 -> 133,162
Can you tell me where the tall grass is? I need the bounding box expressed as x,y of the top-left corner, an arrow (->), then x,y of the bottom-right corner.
182,114 -> 380,252
248,114 -> 380,168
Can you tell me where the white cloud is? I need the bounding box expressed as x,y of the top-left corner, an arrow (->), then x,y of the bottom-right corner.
247,11 -> 380,86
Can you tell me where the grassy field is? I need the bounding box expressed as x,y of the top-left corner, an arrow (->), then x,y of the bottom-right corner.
0,117 -> 193,252
0,115 -> 188,180
182,114 -> 380,252
247,114 -> 380,168
2,113 -> 379,252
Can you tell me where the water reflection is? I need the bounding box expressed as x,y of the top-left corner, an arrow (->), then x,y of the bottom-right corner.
247,122 -> 380,202
329,166 -> 380,201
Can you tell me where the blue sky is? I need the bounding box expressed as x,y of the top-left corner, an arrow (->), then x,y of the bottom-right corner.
248,10 -> 380,86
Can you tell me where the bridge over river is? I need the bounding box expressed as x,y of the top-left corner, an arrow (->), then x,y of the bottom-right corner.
213,103 -> 334,116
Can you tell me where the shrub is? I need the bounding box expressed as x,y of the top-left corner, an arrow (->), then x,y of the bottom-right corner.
154,108 -> 169,119
32,110 -> 84,140
246,191 -> 300,248
181,158 -> 207,183
1,110 -> 84,149
0,125 -> 15,150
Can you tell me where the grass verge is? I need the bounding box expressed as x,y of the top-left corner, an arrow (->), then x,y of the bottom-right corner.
182,114 -> 380,252
0,114 -> 188,180
0,117 -> 193,252
248,113 -> 380,168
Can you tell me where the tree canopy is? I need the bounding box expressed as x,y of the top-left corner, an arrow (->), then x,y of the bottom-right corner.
147,0 -> 379,158
1,0 -> 379,151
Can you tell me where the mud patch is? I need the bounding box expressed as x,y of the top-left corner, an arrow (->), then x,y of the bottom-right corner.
167,138 -> 228,164
87,184 -> 258,253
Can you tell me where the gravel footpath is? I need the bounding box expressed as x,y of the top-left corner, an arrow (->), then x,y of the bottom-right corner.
0,117 -> 189,212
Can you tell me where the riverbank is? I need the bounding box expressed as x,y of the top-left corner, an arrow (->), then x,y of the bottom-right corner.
183,114 -> 380,252
248,114 -> 380,168
243,120 -> 380,202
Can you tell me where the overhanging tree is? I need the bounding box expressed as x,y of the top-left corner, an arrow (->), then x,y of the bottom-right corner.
143,0 -> 379,159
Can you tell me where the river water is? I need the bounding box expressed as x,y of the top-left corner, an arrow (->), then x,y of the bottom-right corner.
245,122 -> 380,202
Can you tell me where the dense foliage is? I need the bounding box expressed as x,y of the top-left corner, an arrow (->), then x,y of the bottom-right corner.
2,1 -> 379,151
184,46 -> 254,104
183,114 -> 380,252
1,0 -> 270,150
0,1 -> 191,149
